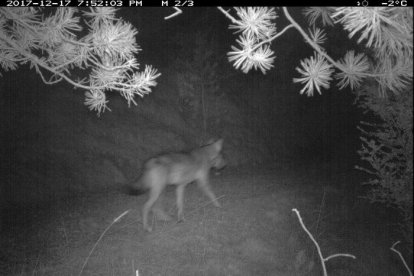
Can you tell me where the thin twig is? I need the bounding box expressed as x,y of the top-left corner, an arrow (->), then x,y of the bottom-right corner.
217,7 -> 239,24
282,8 -> 343,72
251,24 -> 294,52
324,253 -> 356,262
78,210 -> 130,276
164,7 -> 182,20
292,208 -> 356,276
293,208 -> 329,276
390,241 -> 413,276
178,195 -> 225,222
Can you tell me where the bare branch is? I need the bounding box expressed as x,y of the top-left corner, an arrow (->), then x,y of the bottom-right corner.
292,208 -> 356,276
164,7 -> 182,20
390,241 -> 413,276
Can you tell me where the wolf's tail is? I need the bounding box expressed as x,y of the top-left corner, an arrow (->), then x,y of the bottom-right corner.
122,175 -> 148,196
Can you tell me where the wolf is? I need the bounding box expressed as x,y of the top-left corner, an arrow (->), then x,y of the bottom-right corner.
130,139 -> 226,232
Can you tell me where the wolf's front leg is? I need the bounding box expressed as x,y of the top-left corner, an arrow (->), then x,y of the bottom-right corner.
176,184 -> 186,222
197,177 -> 221,208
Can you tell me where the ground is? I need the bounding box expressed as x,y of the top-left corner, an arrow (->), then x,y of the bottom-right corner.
0,165 -> 407,276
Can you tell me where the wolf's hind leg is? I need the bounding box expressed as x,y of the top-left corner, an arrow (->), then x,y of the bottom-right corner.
142,185 -> 164,232
153,192 -> 172,221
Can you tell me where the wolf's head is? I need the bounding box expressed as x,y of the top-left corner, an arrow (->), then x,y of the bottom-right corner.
205,139 -> 227,171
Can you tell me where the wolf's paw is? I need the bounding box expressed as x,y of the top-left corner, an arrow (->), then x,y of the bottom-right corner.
144,225 -> 153,232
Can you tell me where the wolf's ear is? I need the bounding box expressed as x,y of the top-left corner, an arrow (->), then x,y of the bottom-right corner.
214,139 -> 223,151
206,138 -> 215,145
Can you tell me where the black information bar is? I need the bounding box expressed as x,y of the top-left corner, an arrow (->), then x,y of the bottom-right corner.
2,0 -> 412,7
